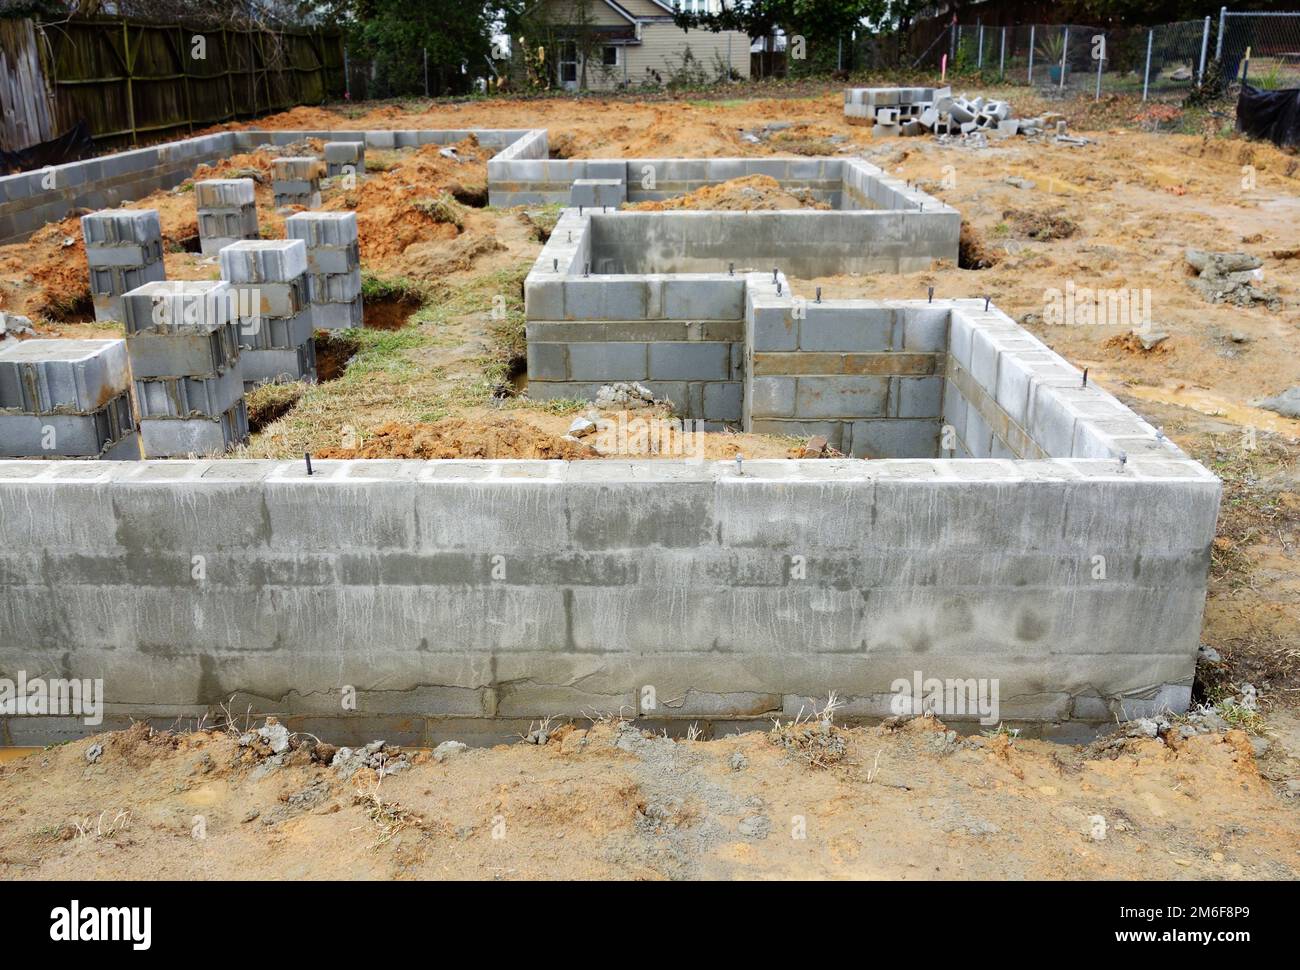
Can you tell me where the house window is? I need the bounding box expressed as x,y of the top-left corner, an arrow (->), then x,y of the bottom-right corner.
679,0 -> 710,13
602,45 -> 619,67
559,41 -> 578,84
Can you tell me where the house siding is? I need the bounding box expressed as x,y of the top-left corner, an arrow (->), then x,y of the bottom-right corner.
531,0 -> 750,91
623,23 -> 750,87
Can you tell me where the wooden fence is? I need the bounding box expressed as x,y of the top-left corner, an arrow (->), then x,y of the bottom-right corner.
0,17 -> 345,154
0,18 -> 56,152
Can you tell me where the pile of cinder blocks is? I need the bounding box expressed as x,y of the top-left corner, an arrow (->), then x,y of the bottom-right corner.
122,280 -> 248,457
285,212 -> 363,330
324,141 -> 364,179
845,87 -> 1046,140
195,178 -> 259,256
82,209 -> 165,322
0,338 -> 139,459
271,157 -> 323,208
219,239 -> 317,388
844,87 -> 946,132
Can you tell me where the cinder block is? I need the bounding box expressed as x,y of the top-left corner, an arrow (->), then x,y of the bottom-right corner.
703,382 -> 742,422
648,342 -> 730,381
241,339 -> 317,386
308,269 -> 362,304
140,399 -> 248,457
748,304 -> 797,352
800,307 -> 893,352
219,240 -> 308,284
0,392 -> 134,457
80,209 -> 161,247
527,342 -> 568,381
896,375 -> 944,418
323,141 -> 365,177
312,298 -> 364,330
849,418 -> 939,458
569,178 -> 626,209
0,338 -> 130,414
271,157 -> 323,181
750,376 -> 796,417
121,280 -> 232,335
794,376 -> 889,419
194,179 -> 256,209
568,342 -> 647,381
134,367 -> 244,419
126,324 -> 241,379
302,243 -> 359,276
286,211 -> 361,250
237,307 -> 314,351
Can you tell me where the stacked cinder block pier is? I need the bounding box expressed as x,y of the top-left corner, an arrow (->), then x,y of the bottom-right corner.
122,280 -> 248,457
271,157 -> 323,208
324,140 -> 364,178
0,339 -> 138,458
194,178 -> 259,256
82,210 -> 165,322
220,239 -> 318,388
286,211 -> 363,329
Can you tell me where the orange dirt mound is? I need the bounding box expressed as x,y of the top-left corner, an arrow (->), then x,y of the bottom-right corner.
316,415 -> 597,460
626,174 -> 830,212
323,137 -> 488,265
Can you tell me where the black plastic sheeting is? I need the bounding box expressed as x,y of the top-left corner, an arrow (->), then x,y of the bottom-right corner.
1235,84 -> 1300,149
0,120 -> 94,175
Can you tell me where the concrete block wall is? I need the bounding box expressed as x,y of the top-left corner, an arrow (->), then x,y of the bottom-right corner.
491,156 -> 857,208
586,209 -> 959,276
743,279 -> 948,458
0,132 -> 231,244
0,454 -> 1219,742
0,339 -> 139,459
0,129 -> 538,245
941,303 -> 1181,463
525,209 -> 744,424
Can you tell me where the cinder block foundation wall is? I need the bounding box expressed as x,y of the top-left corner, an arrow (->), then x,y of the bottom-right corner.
488,154 -> 947,213
0,129 -> 540,244
0,455 -> 1218,744
744,277 -> 948,457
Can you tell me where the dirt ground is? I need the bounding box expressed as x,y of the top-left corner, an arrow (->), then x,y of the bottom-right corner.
1,714 -> 1296,880
1,86 -> 1297,879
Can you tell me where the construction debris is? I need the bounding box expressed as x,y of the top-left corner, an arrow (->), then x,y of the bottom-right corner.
1185,248 -> 1281,310
845,86 -> 1073,143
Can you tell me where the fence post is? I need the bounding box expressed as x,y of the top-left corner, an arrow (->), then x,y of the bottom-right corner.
1198,16 -> 1210,84
1215,6 -> 1226,60
837,35 -> 842,71
977,24 -> 984,69
1028,25 -> 1035,84
122,18 -> 137,144
999,27 -> 1006,79
1142,29 -> 1152,101
949,22 -> 956,66
1095,32 -> 1104,100
423,47 -> 429,96
343,45 -> 350,98
1059,26 -> 1069,90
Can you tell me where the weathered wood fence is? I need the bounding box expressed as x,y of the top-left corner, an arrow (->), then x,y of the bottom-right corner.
0,16 -> 345,154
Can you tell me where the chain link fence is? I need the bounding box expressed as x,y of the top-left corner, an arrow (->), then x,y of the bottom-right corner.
899,10 -> 1299,101
1221,11 -> 1300,88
